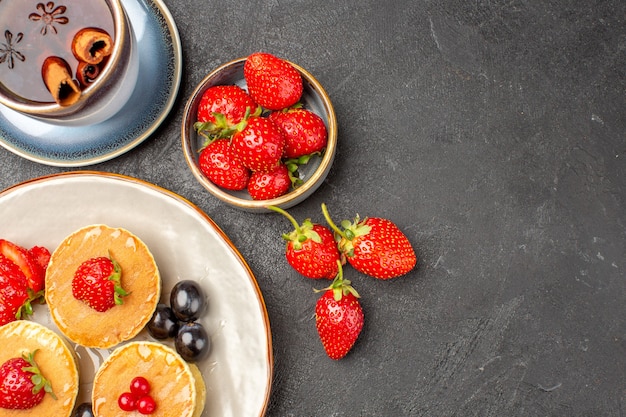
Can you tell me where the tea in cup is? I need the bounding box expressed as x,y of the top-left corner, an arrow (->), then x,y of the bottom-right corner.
0,0 -> 138,125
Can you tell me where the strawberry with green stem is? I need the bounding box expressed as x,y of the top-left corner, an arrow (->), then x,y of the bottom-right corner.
269,106 -> 328,158
198,138 -> 250,191
0,350 -> 56,410
314,261 -> 364,359
231,116 -> 285,172
268,205 -> 340,279
194,85 -> 261,140
71,254 -> 129,312
248,164 -> 292,200
243,52 -> 303,111
321,203 -> 416,279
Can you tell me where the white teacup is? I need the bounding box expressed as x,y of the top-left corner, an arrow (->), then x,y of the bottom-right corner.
0,0 -> 138,126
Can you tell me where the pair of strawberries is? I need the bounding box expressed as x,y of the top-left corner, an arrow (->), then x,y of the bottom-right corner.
270,204 -> 417,360
194,52 -> 328,200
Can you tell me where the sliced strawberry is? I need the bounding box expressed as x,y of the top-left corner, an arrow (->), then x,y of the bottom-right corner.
0,239 -> 45,294
28,246 -> 51,273
0,254 -> 30,326
0,304 -> 15,328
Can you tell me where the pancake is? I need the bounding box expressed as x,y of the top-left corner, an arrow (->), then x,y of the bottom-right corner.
92,341 -> 206,417
0,320 -> 79,416
45,224 -> 161,349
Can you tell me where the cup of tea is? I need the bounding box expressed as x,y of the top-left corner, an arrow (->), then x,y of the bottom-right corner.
0,0 -> 138,126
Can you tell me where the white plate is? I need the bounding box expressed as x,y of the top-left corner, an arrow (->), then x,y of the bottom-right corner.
0,171 -> 272,417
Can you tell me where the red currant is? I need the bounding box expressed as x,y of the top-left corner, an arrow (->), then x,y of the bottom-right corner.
130,376 -> 151,396
118,392 -> 137,411
137,396 -> 157,414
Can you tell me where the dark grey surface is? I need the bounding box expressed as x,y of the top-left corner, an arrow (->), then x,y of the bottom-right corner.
1,1 -> 624,415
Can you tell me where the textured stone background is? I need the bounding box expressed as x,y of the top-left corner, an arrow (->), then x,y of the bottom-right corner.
0,0 -> 624,415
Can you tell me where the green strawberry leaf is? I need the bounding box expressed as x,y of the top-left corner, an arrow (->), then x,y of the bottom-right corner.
22,350 -> 57,400
314,261 -> 360,301
107,256 -> 129,306
268,206 -> 319,250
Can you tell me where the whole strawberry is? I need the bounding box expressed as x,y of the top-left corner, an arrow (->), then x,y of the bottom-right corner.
269,107 -> 328,158
231,116 -> 285,172
243,52 -> 303,111
72,255 -> 128,312
0,350 -> 56,409
194,85 -> 260,140
268,205 -> 340,279
199,139 -> 250,191
322,203 -> 416,279
315,262 -> 364,359
248,164 -> 292,200
0,254 -> 30,326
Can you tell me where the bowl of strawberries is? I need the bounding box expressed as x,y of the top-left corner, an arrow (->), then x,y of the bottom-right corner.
182,53 -> 337,212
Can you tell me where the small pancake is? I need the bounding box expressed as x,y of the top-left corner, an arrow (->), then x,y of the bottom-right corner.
45,224 -> 161,349
0,320 -> 79,416
92,341 -> 206,417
